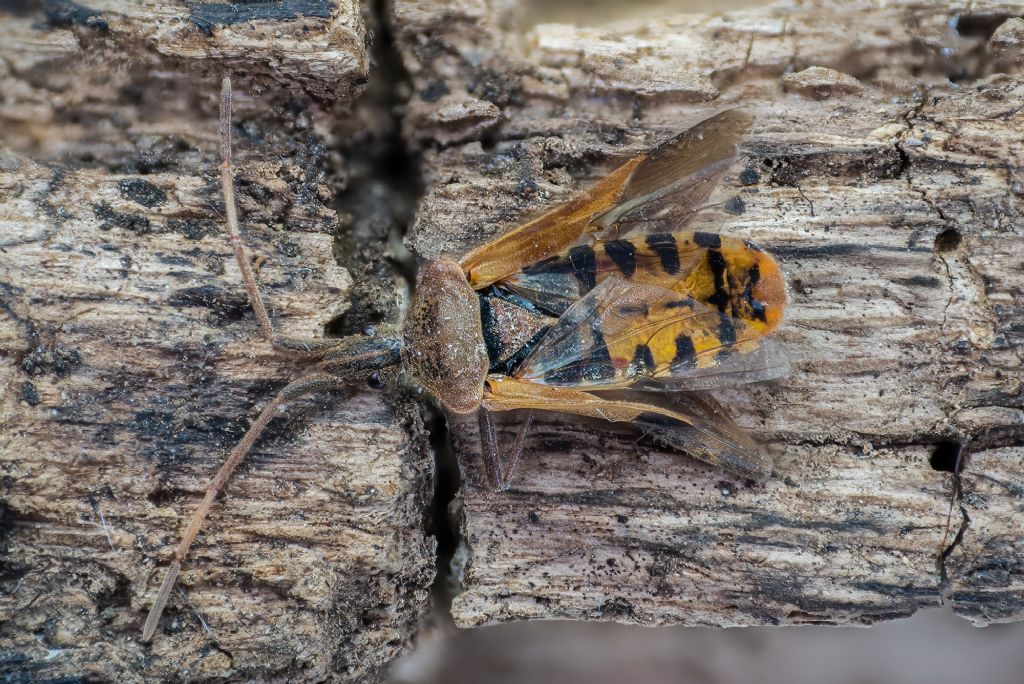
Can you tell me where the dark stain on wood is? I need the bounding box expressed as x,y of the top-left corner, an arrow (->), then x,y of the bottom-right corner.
43,0 -> 108,31
119,178 -> 167,208
190,0 -> 334,35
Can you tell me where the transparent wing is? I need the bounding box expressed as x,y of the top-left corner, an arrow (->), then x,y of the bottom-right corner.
499,272 -> 583,316
593,108 -> 753,238
483,378 -> 773,482
461,109 -> 754,289
634,337 -> 789,391
514,277 -> 788,390
610,390 -> 773,481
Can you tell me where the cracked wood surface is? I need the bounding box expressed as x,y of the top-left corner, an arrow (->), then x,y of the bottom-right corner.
393,0 -> 1024,628
0,6 -> 432,683
2,0 -> 1024,681
1,0 -> 367,101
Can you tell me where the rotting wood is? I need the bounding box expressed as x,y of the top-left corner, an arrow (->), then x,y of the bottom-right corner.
392,0 -> 1024,628
2,0 -> 1024,681
3,0 -> 367,101
0,5 -> 432,682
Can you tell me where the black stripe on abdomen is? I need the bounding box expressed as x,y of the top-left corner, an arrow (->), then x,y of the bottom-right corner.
645,233 -> 680,275
568,244 -> 598,289
706,249 -> 730,313
629,343 -> 656,376
603,239 -> 637,278
693,231 -> 722,249
742,263 -> 768,322
673,333 -> 698,370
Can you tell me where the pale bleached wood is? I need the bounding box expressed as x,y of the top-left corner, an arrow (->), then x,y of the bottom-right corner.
3,0 -> 1024,680
392,0 -> 1024,628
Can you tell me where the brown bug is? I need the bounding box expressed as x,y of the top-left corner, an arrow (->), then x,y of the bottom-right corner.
142,77 -> 787,640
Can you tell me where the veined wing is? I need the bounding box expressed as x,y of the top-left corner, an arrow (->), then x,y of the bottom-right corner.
483,377 -> 773,481
460,109 -> 754,289
513,277 -> 789,390
617,390 -> 773,481
501,230 -> 787,338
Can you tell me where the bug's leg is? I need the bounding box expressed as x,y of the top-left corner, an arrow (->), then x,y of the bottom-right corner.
477,407 -> 503,490
218,77 -> 344,356
142,372 -> 339,642
476,408 -> 535,491
498,410 -> 533,490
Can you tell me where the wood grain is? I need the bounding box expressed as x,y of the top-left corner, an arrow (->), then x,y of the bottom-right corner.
0,5 -> 431,681
392,0 -> 1024,628
2,0 -> 1024,681
2,0 -> 366,101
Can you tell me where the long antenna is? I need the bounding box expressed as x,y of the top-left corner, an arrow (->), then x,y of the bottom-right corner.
219,76 -> 275,344
142,373 -> 336,642
142,76 -> 335,642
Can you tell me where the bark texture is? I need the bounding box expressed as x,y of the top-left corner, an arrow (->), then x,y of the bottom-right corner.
3,0 -> 366,101
391,0 -> 1024,628
1,3 -> 432,682
2,0 -> 1024,681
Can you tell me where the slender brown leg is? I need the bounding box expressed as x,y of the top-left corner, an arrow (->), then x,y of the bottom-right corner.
218,77 -> 343,356
142,373 -> 339,642
498,410 -> 533,490
477,409 -> 535,491
477,408 -> 502,490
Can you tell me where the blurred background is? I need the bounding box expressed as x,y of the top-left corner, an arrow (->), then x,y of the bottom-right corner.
389,608 -> 1024,684
516,0 -> 769,28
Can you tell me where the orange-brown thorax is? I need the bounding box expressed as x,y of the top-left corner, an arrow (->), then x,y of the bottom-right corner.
402,259 -> 488,414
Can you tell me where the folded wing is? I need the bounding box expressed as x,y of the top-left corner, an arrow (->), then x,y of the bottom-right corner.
460,109 -> 754,288
514,277 -> 789,390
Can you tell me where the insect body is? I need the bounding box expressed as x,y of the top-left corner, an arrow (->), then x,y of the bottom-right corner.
142,84 -> 786,641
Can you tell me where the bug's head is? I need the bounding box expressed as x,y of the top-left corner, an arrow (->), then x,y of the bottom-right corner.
401,259 -> 488,414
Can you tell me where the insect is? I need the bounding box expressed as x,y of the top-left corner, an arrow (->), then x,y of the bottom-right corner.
141,78 -> 787,641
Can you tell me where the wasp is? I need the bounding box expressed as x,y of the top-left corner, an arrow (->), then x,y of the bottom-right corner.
142,78 -> 788,641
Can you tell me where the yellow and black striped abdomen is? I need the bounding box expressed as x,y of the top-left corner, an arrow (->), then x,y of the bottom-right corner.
514,231 -> 786,335
513,277 -> 772,388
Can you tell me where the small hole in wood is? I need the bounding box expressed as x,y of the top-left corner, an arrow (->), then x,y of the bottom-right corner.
954,14 -> 1012,40
933,228 -> 962,253
147,487 -> 180,507
930,440 -> 964,473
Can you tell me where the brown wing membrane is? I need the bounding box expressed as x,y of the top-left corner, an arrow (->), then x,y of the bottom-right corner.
592,109 -> 754,238
513,277 -> 788,390
615,390 -> 773,482
483,377 -> 772,481
460,109 -> 754,289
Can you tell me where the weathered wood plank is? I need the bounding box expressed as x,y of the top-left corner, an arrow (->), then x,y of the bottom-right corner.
2,0 -> 367,101
391,0 -> 1024,628
2,0 -> 1023,680
0,7 -> 432,678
